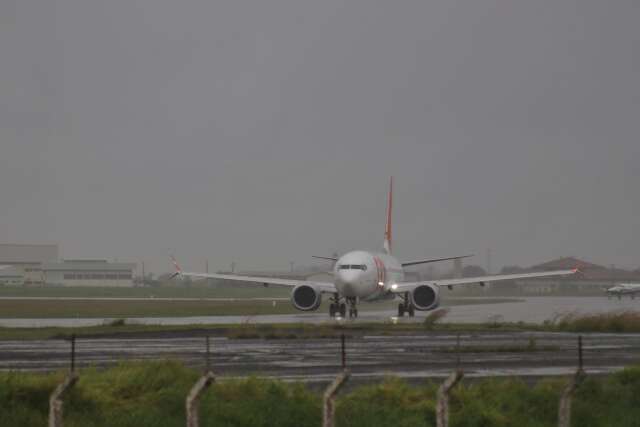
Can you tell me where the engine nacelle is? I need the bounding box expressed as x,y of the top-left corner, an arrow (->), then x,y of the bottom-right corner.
411,284 -> 440,311
291,284 -> 322,311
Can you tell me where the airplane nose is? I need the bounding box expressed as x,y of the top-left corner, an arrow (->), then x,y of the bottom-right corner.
338,270 -> 360,285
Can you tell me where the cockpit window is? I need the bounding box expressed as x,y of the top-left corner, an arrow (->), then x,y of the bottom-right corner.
338,264 -> 367,271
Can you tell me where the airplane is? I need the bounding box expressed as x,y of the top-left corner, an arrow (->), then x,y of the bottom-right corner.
170,177 -> 578,318
606,283 -> 640,299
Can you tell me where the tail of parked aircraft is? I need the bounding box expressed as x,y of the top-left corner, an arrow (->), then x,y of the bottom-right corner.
383,176 -> 393,254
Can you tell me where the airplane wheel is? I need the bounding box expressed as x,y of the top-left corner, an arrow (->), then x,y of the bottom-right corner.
408,305 -> 415,317
398,303 -> 405,317
339,304 -> 346,318
354,309 -> 358,318
329,304 -> 336,317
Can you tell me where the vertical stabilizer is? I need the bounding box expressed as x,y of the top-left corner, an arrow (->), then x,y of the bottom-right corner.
383,177 -> 393,254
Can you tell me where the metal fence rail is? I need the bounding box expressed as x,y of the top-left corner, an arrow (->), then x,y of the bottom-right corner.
36,332 -> 607,426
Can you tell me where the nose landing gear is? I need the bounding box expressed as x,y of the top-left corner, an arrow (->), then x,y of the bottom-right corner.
347,297 -> 358,319
329,295 -> 359,318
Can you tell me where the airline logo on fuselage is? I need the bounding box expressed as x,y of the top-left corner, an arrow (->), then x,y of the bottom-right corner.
373,256 -> 386,286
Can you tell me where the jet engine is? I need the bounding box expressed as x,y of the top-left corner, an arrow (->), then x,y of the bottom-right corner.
291,284 -> 322,311
410,284 -> 440,311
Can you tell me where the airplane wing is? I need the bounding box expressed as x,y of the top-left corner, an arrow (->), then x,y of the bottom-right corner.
170,258 -> 337,293
392,269 -> 578,292
401,254 -> 473,267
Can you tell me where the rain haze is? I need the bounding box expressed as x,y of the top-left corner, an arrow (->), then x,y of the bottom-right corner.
1,0 -> 638,275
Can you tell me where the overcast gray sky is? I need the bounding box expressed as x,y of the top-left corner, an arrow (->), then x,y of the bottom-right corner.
1,0 -> 638,274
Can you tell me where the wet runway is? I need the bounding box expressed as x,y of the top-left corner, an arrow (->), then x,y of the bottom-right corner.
0,296 -> 637,327
2,330 -> 639,383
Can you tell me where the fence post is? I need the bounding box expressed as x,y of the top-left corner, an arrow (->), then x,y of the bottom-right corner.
186,337 -> 215,427
322,370 -> 350,427
186,372 -> 216,427
341,333 -> 346,369
49,336 -> 78,427
436,369 -> 463,427
558,368 -> 585,427
558,336 -> 586,427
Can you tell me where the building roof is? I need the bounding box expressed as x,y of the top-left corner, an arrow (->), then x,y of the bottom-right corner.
0,244 -> 59,264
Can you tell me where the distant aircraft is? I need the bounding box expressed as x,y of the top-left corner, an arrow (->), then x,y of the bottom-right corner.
606,284 -> 640,299
171,177 -> 577,318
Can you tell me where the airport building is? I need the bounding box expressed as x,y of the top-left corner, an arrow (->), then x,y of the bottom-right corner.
0,244 -> 136,287
0,244 -> 59,285
0,266 -> 26,286
41,260 -> 136,287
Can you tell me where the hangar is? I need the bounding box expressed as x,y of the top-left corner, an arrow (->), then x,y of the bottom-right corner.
0,244 -> 59,285
41,260 -> 136,287
0,244 -> 136,287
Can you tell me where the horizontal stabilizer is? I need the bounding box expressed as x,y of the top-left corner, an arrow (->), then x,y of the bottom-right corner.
312,256 -> 338,262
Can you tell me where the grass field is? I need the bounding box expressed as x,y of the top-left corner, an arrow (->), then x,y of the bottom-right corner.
0,284 -> 291,299
1,360 -> 639,426
0,299 -> 300,318
3,310 -> 639,341
0,285 -> 520,318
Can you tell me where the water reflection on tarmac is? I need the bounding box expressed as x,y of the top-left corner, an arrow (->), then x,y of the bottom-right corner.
0,296 -> 638,328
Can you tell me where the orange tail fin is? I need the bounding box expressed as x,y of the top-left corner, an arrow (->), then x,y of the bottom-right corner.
384,177 -> 393,254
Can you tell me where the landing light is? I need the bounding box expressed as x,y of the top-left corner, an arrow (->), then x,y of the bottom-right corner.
378,281 -> 384,287
391,284 -> 398,290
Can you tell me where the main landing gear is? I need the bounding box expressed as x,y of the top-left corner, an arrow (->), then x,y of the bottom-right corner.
329,295 -> 358,318
329,301 -> 346,318
397,292 -> 415,317
329,293 -> 346,318
346,297 -> 358,319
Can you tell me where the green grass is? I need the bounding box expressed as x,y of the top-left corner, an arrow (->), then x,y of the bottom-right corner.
1,362 -> 640,426
4,310 -> 640,341
0,299 -> 300,318
0,287 -> 520,318
544,311 -> 640,333
0,319 -> 556,341
0,284 -> 521,304
0,284 -> 291,299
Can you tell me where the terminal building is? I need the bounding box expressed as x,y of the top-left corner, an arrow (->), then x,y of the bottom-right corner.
0,266 -> 26,286
0,244 -> 59,285
0,244 -> 136,287
41,260 -> 136,287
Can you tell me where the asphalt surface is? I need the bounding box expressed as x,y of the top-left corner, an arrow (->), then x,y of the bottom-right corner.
2,331 -> 639,385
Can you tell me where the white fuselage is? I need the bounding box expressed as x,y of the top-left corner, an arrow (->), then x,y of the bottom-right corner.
333,250 -> 404,301
607,284 -> 640,295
